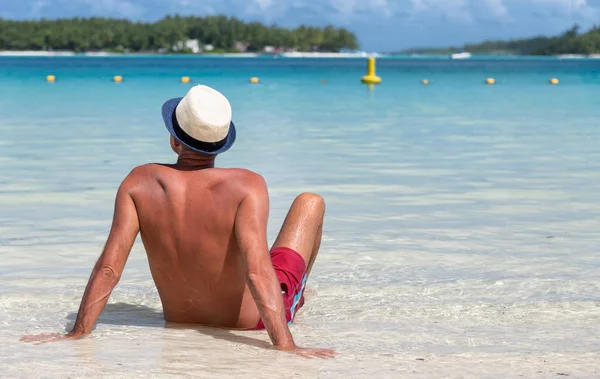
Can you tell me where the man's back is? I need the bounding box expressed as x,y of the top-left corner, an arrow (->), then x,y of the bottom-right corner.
129,163 -> 261,329
22,85 -> 336,358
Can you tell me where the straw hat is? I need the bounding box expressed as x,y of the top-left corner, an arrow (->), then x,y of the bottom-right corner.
161,85 -> 236,155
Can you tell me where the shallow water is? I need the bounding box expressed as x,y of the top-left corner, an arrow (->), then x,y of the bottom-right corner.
0,57 -> 599,378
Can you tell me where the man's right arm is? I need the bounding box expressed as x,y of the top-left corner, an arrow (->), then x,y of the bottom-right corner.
234,174 -> 296,349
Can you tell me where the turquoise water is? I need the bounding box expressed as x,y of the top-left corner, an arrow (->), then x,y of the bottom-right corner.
1,57 -> 599,378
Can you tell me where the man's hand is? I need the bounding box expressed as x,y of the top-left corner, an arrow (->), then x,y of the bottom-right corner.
275,345 -> 338,359
20,330 -> 87,345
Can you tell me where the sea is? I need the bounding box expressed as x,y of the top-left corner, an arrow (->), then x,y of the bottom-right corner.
0,56 -> 599,378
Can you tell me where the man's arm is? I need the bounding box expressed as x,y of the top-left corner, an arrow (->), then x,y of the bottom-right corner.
234,175 -> 336,359
234,175 -> 295,349
67,177 -> 140,337
21,175 -> 140,345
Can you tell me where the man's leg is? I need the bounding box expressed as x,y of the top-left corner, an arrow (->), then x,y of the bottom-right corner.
271,192 -> 325,278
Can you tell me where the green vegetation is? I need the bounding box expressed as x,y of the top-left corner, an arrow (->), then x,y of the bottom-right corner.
0,15 -> 359,53
532,25 -> 600,55
401,25 -> 600,56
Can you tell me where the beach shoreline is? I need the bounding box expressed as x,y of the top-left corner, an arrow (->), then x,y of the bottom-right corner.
4,50 -> 600,60
0,50 -> 382,58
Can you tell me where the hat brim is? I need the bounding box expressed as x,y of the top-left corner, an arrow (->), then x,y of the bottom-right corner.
161,97 -> 236,156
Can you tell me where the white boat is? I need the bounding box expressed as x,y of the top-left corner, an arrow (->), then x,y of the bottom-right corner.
451,52 -> 472,60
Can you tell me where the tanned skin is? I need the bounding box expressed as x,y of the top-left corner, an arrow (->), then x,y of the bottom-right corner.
22,136 -> 336,359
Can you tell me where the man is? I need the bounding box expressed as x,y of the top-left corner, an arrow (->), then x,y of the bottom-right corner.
22,85 -> 336,359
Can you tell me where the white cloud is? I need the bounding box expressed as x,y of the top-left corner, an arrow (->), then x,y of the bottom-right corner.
176,0 -> 194,7
45,0 -> 145,17
31,0 -> 48,15
529,0 -> 600,19
86,0 -> 144,17
254,0 -> 275,10
233,0 -> 396,22
403,0 -> 600,24
484,0 -> 509,17
168,0 -> 216,15
408,0 -> 473,22
10,0 -> 600,26
327,0 -> 394,19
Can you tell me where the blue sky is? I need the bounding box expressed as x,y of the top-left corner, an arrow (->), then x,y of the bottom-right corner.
1,0 -> 600,51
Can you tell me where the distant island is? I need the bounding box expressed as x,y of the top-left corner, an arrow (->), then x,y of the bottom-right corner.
399,25 -> 600,56
0,16 -> 359,54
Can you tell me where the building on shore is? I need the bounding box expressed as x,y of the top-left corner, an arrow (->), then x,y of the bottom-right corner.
173,39 -> 201,54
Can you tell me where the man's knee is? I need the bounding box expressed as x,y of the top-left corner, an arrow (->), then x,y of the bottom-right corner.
295,192 -> 326,215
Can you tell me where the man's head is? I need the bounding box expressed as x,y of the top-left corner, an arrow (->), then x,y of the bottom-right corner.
162,85 -> 236,156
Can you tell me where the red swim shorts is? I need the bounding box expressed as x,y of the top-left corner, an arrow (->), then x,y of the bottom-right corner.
254,247 -> 307,330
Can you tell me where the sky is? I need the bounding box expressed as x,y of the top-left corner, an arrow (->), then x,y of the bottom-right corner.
1,0 -> 600,51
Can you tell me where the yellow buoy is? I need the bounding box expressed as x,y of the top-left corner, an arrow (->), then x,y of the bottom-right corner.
421,79 -> 429,85
550,78 -> 559,85
250,77 -> 260,84
361,57 -> 382,85
113,76 -> 123,83
486,78 -> 495,85
181,76 -> 191,84
46,75 -> 56,83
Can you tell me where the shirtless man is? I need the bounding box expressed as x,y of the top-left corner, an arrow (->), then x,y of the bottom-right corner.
22,85 -> 336,359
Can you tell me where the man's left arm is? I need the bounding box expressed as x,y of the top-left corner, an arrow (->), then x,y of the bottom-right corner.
22,177 -> 140,344
68,178 -> 140,337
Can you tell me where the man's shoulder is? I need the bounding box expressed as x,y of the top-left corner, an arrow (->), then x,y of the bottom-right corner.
119,165 -> 267,194
127,163 -> 178,176
219,168 -> 267,191
117,164 -> 160,192
220,168 -> 263,181
125,163 -> 158,180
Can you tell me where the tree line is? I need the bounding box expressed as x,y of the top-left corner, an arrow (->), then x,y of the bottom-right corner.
402,25 -> 600,56
530,25 -> 600,55
0,15 -> 360,53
